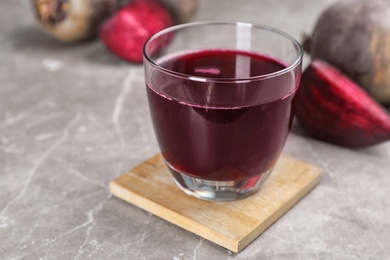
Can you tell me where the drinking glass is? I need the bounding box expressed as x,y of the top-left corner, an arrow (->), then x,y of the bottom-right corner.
143,21 -> 303,201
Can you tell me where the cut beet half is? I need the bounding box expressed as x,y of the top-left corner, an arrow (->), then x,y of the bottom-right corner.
296,60 -> 390,148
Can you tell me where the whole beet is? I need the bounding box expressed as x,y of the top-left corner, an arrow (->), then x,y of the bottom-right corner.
304,0 -> 390,104
99,0 -> 173,63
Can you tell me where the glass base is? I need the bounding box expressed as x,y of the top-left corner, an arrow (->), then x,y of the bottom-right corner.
166,162 -> 273,201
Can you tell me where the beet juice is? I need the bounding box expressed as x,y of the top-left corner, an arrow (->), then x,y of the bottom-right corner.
146,49 -> 297,182
144,22 -> 303,201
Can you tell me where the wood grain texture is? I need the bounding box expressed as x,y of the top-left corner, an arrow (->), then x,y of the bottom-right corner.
109,154 -> 322,252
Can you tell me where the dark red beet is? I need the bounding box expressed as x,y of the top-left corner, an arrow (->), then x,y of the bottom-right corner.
296,60 -> 390,148
303,0 -> 390,104
99,0 -> 173,63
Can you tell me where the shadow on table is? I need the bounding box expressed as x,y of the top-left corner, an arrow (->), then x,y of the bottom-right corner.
8,25 -> 78,51
84,42 -> 129,66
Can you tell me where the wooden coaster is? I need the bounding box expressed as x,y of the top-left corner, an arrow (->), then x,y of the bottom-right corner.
109,154 -> 322,253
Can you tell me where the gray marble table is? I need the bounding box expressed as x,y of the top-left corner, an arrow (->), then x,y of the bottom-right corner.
1,0 -> 390,259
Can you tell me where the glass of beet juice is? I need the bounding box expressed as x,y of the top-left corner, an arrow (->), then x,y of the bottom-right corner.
143,22 -> 303,201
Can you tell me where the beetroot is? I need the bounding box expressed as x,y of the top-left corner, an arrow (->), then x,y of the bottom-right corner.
99,0 -> 173,63
304,0 -> 390,104
32,0 -> 119,42
296,60 -> 390,148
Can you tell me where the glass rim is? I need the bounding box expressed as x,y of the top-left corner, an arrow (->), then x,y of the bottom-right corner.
143,21 -> 304,83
